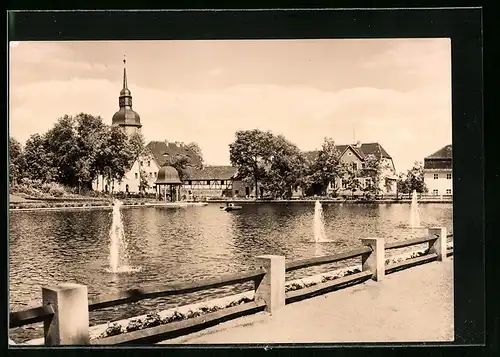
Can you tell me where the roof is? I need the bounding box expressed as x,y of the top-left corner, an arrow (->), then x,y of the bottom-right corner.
425,145 -> 452,160
304,142 -> 392,162
146,141 -> 203,168
184,166 -> 237,180
155,166 -> 182,185
112,108 -> 141,127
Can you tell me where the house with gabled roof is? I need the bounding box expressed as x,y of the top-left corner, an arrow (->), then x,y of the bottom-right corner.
304,141 -> 398,196
180,166 -> 239,199
423,144 -> 452,196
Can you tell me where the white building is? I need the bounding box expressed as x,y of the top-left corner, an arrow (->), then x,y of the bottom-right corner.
423,145 -> 452,196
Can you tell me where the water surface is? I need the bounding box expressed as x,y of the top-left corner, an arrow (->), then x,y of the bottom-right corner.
9,202 -> 452,341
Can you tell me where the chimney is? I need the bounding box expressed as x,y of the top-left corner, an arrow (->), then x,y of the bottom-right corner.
356,141 -> 362,148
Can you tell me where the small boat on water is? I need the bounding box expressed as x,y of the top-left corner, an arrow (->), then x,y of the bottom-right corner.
220,203 -> 242,212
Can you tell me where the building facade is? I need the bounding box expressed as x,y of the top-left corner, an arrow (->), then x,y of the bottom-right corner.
180,166 -> 238,199
305,142 -> 398,197
423,145 -> 452,196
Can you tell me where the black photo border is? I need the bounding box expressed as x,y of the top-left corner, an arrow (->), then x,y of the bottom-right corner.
5,7 -> 489,357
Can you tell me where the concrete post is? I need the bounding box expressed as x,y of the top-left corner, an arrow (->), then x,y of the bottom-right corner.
42,283 -> 89,345
254,255 -> 285,314
428,227 -> 448,261
361,238 -> 385,281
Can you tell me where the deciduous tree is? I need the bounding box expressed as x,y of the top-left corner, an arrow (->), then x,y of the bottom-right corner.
185,142 -> 204,167
167,154 -> 191,181
229,129 -> 275,198
44,115 -> 79,186
96,125 -> 134,186
23,134 -> 57,183
302,138 -> 346,196
261,134 -> 306,199
9,137 -> 25,185
397,161 -> 428,195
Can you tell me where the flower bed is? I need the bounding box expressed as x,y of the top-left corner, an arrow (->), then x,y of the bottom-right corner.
98,296 -> 253,339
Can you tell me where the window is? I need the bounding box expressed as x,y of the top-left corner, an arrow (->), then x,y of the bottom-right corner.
447,173 -> 452,179
149,172 -> 152,177
352,162 -> 358,171
221,180 -> 225,185
433,189 -> 439,195
365,178 -> 372,187
342,180 -> 348,189
433,174 -> 439,179
235,190 -> 239,194
140,161 -> 143,166
188,180 -> 192,185
361,162 -> 366,169
446,189 -> 452,194
135,173 -> 138,179
348,152 -> 352,156
148,161 -> 151,167
154,172 -> 157,177
207,180 -> 211,185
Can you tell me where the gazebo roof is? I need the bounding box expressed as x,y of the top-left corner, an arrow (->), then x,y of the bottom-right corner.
155,166 -> 182,185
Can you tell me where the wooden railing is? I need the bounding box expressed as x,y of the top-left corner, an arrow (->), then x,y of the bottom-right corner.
9,227 -> 453,346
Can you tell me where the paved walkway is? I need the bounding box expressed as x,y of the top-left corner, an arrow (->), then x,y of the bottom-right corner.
160,259 -> 454,344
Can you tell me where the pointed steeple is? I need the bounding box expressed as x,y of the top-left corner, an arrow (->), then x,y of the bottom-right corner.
112,56 -> 141,134
119,55 -> 132,107
122,56 -> 128,91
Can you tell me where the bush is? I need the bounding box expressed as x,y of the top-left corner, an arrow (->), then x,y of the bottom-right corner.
48,184 -> 66,197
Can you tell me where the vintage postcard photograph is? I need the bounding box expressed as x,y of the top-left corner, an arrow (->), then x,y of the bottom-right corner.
9,38 -> 454,346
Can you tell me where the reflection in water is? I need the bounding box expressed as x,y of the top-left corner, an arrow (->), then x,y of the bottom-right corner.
9,202 -> 452,342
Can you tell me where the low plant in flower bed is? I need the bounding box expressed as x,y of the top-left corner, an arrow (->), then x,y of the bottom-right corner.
98,296 -> 253,339
284,268 -> 362,293
384,250 -> 426,266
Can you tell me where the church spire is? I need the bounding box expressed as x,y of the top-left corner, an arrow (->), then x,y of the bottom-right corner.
122,55 -> 128,91
119,55 -> 132,108
112,55 -> 142,134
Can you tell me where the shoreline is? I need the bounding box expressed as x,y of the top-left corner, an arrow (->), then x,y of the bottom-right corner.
208,199 -> 452,204
9,202 -> 209,212
9,199 -> 452,212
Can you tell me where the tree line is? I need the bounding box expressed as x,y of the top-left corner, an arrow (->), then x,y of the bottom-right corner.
229,129 -> 427,199
9,113 -> 145,192
9,112 -> 207,195
9,118 -> 426,198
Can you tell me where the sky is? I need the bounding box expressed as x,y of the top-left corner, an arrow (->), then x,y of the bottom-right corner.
9,39 -> 451,172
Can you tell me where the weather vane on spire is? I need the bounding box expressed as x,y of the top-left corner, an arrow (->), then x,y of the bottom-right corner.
123,54 -> 126,65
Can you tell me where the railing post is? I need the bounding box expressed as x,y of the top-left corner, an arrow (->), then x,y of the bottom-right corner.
42,283 -> 89,345
428,227 -> 448,261
361,238 -> 385,281
254,255 -> 285,314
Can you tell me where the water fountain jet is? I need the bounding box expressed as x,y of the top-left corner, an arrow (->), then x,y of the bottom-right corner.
410,190 -> 421,229
108,200 -> 138,273
313,200 -> 329,243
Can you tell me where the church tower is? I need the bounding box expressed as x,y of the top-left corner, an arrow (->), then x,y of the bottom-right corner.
112,57 -> 142,137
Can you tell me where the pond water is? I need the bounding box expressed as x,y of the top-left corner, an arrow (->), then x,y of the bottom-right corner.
9,202 -> 452,342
